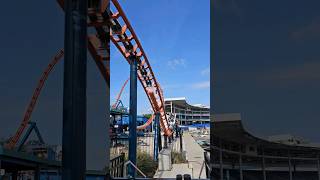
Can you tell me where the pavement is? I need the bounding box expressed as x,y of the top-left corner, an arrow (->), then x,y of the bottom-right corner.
184,132 -> 207,179
153,132 -> 208,179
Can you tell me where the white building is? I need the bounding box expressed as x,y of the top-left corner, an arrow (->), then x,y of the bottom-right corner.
164,97 -> 210,125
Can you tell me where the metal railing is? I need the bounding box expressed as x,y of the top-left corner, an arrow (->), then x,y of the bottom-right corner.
198,151 -> 211,179
110,153 -> 125,177
123,160 -> 147,178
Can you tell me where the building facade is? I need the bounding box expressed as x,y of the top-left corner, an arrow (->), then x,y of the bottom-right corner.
211,113 -> 320,180
164,97 -> 210,125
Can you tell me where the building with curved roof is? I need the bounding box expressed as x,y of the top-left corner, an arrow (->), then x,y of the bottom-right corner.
164,97 -> 210,125
211,113 -> 320,180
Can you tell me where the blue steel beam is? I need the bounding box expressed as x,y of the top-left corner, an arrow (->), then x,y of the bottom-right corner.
153,112 -> 160,161
62,0 -> 87,179
17,122 -> 44,151
128,56 -> 138,178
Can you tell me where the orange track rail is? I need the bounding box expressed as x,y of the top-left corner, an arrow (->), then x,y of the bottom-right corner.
137,114 -> 155,130
110,0 -> 172,136
5,50 -> 64,149
112,77 -> 129,109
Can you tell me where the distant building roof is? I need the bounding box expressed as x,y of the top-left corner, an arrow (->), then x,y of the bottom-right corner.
164,97 -> 186,101
267,134 -> 320,147
193,104 -> 210,108
164,97 -> 210,110
213,114 -> 320,150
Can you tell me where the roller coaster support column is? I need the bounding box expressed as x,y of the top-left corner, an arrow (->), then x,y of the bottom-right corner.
128,56 -> 138,178
62,0 -> 87,179
158,125 -> 162,151
153,112 -> 160,161
164,135 -> 168,149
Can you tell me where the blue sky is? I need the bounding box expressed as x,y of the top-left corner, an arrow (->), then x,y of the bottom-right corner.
111,0 -> 210,114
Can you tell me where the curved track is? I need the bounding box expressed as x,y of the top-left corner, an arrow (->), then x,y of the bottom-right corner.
112,77 -> 129,109
110,0 -> 171,136
6,0 -> 171,149
5,50 -> 64,149
137,114 -> 155,130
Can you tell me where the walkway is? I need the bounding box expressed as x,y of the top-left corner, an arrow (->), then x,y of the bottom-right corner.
153,132 -> 207,179
183,132 -> 207,179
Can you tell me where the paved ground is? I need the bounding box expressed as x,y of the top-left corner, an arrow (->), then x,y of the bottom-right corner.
153,163 -> 192,178
184,132 -> 207,179
153,132 -> 207,179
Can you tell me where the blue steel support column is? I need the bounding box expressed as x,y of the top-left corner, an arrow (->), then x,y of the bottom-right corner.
128,56 -> 137,177
0,160 -> 2,180
153,112 -> 160,161
158,125 -> 162,151
62,0 -> 87,179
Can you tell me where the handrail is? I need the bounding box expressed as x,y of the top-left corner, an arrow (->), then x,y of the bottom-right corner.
123,160 -> 147,178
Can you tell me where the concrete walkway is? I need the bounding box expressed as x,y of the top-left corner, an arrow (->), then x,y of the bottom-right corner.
183,132 -> 207,179
153,132 -> 207,179
153,163 -> 192,178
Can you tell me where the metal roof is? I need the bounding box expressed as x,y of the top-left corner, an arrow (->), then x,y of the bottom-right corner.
212,116 -> 320,151
164,97 -> 210,110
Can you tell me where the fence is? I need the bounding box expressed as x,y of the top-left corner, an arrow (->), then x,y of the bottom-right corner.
110,153 -> 125,178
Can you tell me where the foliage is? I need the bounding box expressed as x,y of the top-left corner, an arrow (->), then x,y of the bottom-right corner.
143,114 -> 152,119
136,151 -> 158,178
171,151 -> 187,164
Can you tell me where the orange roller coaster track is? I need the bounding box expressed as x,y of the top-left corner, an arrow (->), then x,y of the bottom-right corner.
112,77 -> 129,109
110,0 -> 171,136
5,0 -> 171,149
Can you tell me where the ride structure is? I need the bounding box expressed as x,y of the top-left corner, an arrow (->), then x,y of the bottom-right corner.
4,1 -> 179,178
5,0 -> 172,151
109,0 -> 172,136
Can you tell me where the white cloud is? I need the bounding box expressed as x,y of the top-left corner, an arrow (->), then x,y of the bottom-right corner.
167,58 -> 186,69
191,81 -> 210,89
201,67 -> 210,76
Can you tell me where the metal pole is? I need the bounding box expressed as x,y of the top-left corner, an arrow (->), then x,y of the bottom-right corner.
219,139 -> 223,180
158,124 -> 162,151
262,149 -> 266,180
288,151 -> 292,180
239,154 -> 243,180
0,160 -> 2,180
317,156 -> 320,180
62,0 -> 87,179
153,112 -> 160,161
175,124 -> 179,138
226,169 -> 230,180
180,129 -> 183,153
164,135 -> 168,149
128,56 -> 137,177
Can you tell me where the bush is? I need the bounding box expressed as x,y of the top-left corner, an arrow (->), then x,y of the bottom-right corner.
136,151 -> 158,178
171,151 -> 187,164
